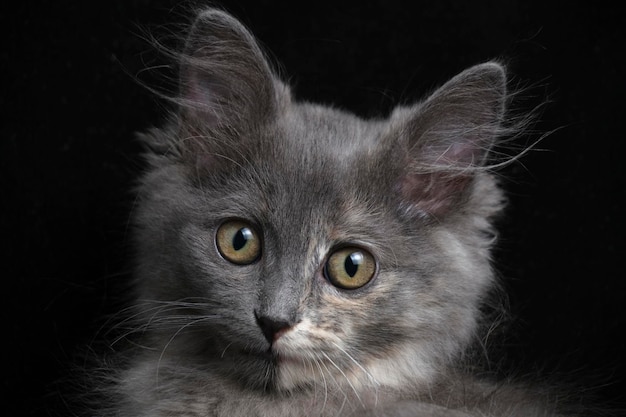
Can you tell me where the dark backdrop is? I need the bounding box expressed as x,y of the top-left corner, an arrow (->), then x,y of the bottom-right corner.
3,1 -> 625,415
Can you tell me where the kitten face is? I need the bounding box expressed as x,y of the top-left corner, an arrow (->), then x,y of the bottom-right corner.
131,9 -> 506,396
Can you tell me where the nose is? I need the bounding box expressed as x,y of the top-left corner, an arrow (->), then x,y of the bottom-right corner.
255,312 -> 292,344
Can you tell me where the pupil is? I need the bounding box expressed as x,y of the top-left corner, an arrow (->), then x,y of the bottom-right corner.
232,228 -> 252,251
344,252 -> 363,277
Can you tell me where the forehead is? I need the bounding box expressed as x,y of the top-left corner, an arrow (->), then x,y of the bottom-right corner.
253,109 -> 378,211
280,103 -> 383,160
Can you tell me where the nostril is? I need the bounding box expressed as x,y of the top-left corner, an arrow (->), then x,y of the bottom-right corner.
255,314 -> 291,344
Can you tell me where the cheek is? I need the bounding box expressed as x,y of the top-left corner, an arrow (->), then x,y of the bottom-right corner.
318,274 -> 432,345
308,297 -> 353,337
304,289 -> 387,345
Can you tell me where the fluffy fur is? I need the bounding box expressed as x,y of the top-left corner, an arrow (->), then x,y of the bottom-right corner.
83,8 -> 575,417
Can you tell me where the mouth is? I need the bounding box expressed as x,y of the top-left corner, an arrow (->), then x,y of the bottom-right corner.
241,347 -> 306,367
241,347 -> 276,362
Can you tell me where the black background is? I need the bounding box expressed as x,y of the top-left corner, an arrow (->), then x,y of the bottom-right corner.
3,1 -> 625,415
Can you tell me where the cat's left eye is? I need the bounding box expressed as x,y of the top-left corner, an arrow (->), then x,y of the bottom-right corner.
324,247 -> 377,290
215,220 -> 261,265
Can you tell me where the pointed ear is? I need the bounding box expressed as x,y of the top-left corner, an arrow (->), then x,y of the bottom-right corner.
180,9 -> 280,127
176,9 -> 288,173
391,62 -> 507,217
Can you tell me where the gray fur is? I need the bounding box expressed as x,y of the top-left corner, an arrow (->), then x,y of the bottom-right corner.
91,8 -> 572,417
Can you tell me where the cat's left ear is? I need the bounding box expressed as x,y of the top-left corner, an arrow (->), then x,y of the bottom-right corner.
389,62 -> 507,217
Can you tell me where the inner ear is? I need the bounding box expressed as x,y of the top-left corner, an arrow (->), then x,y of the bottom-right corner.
398,171 -> 474,217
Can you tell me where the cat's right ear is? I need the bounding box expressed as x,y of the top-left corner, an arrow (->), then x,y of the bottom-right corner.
176,9 -> 287,170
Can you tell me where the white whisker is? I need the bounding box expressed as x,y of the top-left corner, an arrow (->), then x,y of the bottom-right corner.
311,354 -> 329,413
330,341 -> 380,387
220,342 -> 234,358
321,352 -> 364,407
155,316 -> 214,383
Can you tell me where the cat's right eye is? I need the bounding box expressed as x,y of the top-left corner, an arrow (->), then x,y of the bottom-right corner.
215,220 -> 261,265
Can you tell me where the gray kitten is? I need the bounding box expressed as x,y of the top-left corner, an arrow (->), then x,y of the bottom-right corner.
95,8 -> 573,417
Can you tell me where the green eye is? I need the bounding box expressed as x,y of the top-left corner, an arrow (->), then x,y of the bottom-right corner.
324,247 -> 377,290
216,220 -> 261,264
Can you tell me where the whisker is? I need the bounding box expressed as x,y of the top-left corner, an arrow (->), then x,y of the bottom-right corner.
321,352 -> 364,407
220,342 -> 234,358
315,352 -> 345,401
105,297 -> 221,344
312,355 -> 329,413
155,315 -> 215,383
330,341 -> 380,388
